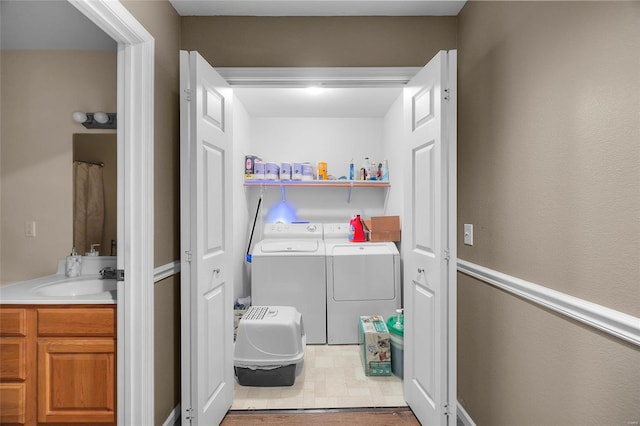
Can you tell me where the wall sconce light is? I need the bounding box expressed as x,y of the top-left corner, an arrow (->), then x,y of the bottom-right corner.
72,111 -> 117,129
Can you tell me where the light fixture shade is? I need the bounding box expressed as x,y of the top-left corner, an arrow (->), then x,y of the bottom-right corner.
72,111 -> 88,123
93,111 -> 109,124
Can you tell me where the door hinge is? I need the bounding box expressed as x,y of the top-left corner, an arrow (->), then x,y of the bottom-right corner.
185,250 -> 192,264
444,88 -> 450,101
444,249 -> 451,261
185,407 -> 194,422
444,403 -> 451,418
184,88 -> 192,102
116,269 -> 125,281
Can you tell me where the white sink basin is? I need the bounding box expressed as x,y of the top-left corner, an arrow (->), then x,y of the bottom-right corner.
33,278 -> 117,297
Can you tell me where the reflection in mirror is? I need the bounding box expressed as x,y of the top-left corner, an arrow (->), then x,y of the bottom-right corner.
73,134 -> 117,256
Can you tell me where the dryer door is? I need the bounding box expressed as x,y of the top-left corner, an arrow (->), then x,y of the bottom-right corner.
330,245 -> 397,301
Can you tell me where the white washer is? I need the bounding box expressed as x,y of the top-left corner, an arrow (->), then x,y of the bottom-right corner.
251,223 -> 326,344
324,223 -> 401,344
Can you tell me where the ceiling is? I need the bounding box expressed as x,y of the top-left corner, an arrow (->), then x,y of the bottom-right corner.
169,0 -> 466,16
0,1 -> 116,51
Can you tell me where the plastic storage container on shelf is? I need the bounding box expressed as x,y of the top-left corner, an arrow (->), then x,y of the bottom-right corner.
233,306 -> 306,386
386,311 -> 404,378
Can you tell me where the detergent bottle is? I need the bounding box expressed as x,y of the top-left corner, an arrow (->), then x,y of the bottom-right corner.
349,215 -> 366,242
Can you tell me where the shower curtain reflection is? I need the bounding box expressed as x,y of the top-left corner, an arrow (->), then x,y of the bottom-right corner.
73,161 -> 105,255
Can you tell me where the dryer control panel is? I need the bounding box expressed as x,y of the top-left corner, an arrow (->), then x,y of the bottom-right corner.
324,223 -> 350,240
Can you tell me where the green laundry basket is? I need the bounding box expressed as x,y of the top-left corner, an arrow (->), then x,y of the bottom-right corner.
386,312 -> 404,378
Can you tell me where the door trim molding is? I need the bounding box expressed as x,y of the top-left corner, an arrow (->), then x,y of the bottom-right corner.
69,1 -> 155,424
457,259 -> 640,346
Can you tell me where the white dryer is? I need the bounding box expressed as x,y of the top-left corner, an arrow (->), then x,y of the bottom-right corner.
251,223 -> 327,344
324,223 -> 401,344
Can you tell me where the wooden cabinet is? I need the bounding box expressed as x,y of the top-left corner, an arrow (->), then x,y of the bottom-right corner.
0,305 -> 115,425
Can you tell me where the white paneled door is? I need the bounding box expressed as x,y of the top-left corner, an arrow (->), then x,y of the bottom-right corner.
403,50 -> 457,425
180,50 -> 234,426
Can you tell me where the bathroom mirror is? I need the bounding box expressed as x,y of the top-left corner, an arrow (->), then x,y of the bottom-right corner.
73,133 -> 117,256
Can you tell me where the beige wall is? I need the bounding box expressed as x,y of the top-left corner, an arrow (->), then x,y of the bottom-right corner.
181,16 -> 457,67
120,1 -> 182,424
457,1 -> 640,424
0,50 -> 116,284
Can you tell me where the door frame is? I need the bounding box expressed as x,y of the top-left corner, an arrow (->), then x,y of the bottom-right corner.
445,50 -> 458,422
69,1 -> 155,424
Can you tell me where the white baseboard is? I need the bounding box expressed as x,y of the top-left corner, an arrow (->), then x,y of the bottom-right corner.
457,259 -> 640,346
457,401 -> 476,426
162,403 -> 181,426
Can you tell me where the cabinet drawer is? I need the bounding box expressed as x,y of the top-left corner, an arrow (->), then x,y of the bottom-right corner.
0,309 -> 27,336
0,382 -> 26,424
0,338 -> 27,381
37,308 -> 115,337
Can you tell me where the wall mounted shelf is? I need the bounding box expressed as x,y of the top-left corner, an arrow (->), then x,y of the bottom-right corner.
243,180 -> 390,188
244,179 -> 389,203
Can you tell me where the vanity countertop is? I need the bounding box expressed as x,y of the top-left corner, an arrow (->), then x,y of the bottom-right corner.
0,257 -> 117,305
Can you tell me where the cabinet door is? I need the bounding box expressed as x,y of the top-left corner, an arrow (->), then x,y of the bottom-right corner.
38,338 -> 115,424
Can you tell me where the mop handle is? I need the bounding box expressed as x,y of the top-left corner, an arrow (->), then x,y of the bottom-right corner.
246,196 -> 262,262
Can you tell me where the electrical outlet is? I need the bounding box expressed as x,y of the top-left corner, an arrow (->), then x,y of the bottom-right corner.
25,221 -> 36,238
463,224 -> 473,246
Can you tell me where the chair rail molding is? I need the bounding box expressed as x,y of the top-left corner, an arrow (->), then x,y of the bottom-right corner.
154,261 -> 181,283
457,259 -> 640,346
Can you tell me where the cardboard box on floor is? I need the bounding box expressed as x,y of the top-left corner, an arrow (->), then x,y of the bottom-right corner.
363,216 -> 400,242
359,315 -> 392,376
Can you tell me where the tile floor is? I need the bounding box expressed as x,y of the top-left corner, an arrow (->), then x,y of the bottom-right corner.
231,344 -> 406,410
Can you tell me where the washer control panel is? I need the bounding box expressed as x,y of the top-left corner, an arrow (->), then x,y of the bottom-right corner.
263,223 -> 324,239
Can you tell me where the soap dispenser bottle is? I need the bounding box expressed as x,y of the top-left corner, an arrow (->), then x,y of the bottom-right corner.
65,248 -> 82,277
85,244 -> 100,256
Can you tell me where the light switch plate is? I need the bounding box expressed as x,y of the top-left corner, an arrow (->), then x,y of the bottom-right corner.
464,224 -> 473,246
25,221 -> 36,238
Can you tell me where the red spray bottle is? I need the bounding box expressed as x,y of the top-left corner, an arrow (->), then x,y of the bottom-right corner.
349,215 -> 366,242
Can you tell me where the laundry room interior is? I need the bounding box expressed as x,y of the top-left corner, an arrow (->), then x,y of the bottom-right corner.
228,84 -> 411,409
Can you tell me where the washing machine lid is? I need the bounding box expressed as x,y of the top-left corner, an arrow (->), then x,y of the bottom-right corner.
329,243 -> 398,256
258,239 -> 320,253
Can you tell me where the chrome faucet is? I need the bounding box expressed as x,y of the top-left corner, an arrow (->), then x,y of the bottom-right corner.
100,267 -> 117,280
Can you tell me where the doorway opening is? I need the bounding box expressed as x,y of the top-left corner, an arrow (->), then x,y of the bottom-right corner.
230,83 -> 409,410
181,53 -> 456,425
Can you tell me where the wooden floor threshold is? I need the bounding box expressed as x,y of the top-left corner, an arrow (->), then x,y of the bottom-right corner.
222,406 -> 421,425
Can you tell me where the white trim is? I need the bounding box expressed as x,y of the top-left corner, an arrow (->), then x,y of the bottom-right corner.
445,50 -> 458,425
216,67 -> 421,87
154,261 -> 181,283
457,401 -> 476,426
162,403 -> 181,426
457,260 -> 640,346
69,1 -> 155,425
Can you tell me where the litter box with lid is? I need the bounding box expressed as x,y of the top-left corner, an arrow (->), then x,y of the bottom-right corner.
387,310 -> 404,378
233,306 -> 305,386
